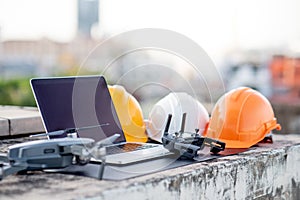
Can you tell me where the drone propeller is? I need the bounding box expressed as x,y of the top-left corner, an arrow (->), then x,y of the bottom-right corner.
30,130 -> 65,137
30,123 -> 110,138
94,133 -> 120,147
70,133 -> 120,159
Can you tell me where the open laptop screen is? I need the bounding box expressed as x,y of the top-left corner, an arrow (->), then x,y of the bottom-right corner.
31,76 -> 125,143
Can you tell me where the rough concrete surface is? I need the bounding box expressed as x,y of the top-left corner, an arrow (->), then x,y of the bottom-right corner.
0,134 -> 300,200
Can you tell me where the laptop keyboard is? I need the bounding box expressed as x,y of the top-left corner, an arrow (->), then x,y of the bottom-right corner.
106,143 -> 158,155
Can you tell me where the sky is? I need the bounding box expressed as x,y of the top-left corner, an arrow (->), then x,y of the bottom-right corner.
0,0 -> 76,41
0,0 -> 300,62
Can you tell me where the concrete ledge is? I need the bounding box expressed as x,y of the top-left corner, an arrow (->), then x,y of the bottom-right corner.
0,118 -> 9,136
0,106 -> 45,136
0,134 -> 300,200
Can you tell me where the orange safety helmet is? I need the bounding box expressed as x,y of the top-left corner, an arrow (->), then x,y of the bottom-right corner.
108,85 -> 148,143
204,87 -> 281,148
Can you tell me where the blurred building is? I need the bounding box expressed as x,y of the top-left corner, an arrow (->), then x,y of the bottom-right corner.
0,38 -> 101,79
269,55 -> 300,102
77,0 -> 99,38
223,62 -> 272,97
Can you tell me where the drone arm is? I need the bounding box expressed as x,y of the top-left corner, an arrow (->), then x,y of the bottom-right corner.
0,153 -> 9,163
70,145 -> 89,157
0,163 -> 27,181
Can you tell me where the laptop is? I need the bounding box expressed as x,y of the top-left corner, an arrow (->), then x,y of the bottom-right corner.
30,75 -> 171,165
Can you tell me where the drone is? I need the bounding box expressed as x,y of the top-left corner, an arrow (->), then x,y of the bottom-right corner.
0,123 -> 119,181
162,113 -> 226,160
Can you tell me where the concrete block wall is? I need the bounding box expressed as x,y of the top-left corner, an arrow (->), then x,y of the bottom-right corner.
0,134 -> 299,200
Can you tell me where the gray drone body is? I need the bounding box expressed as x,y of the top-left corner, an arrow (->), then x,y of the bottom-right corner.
0,138 -> 94,180
0,125 -> 120,180
8,138 -> 94,170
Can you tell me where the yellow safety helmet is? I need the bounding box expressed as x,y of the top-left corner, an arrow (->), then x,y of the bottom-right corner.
108,85 -> 148,143
204,87 -> 281,148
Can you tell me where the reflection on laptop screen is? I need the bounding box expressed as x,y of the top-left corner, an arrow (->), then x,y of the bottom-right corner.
31,76 -> 125,143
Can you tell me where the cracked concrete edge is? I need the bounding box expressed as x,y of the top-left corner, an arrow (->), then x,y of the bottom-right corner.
95,143 -> 300,200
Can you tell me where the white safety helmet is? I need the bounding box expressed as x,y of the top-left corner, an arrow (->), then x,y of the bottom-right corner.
147,92 -> 209,142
